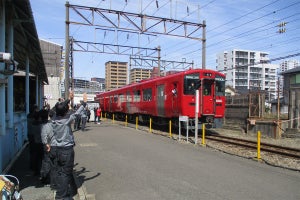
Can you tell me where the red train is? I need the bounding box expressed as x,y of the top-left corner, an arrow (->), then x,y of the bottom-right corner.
96,68 -> 226,125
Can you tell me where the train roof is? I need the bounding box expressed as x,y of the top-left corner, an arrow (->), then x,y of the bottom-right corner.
99,68 -> 224,95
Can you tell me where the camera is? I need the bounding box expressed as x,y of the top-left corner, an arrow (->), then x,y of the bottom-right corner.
0,52 -> 18,76
0,52 -> 12,63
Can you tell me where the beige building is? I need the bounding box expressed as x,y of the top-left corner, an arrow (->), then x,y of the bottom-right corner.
40,39 -> 63,107
105,61 -> 128,91
129,68 -> 152,83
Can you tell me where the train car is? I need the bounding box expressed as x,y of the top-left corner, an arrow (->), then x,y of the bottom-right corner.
96,68 -> 225,125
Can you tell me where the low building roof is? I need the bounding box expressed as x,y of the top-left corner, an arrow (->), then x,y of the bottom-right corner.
279,66 -> 300,75
7,0 -> 48,83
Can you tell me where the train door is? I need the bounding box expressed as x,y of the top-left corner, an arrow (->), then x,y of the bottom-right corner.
201,79 -> 215,121
157,84 -> 165,116
171,82 -> 179,115
126,91 -> 131,113
109,96 -> 113,112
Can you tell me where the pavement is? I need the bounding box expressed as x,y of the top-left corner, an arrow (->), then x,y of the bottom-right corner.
5,139 -> 89,200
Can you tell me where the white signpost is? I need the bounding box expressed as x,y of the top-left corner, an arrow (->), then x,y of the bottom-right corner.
179,115 -> 189,142
195,90 -> 199,144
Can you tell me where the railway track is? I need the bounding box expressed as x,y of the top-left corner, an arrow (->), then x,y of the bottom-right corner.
205,134 -> 300,159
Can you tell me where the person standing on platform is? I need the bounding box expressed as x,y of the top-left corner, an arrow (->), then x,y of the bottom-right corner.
81,104 -> 87,132
48,91 -> 86,200
96,107 -> 101,124
40,109 -> 54,186
86,107 -> 91,123
94,107 -> 97,123
31,110 -> 44,176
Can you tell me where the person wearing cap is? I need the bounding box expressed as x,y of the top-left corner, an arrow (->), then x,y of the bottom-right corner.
44,91 -> 86,200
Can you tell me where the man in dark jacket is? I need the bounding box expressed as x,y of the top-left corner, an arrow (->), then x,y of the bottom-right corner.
44,91 -> 86,200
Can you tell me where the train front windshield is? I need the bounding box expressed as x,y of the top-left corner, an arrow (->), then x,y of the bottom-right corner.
184,73 -> 200,95
184,73 -> 225,96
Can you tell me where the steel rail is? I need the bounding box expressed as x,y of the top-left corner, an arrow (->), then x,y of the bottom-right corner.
206,134 -> 300,159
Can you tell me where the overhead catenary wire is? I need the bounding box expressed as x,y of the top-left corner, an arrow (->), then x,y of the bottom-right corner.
162,0 -> 283,54
164,1 -> 299,52
65,0 -> 300,77
206,0 -> 281,33
165,4 -> 300,64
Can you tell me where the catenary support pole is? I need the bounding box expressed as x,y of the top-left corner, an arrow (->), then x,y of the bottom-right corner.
202,20 -> 206,69
65,1 -> 70,99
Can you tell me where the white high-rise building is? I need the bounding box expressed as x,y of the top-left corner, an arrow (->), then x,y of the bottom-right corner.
216,49 -> 278,101
279,60 -> 300,72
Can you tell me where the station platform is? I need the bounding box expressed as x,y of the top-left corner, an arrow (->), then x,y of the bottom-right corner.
4,119 -> 300,200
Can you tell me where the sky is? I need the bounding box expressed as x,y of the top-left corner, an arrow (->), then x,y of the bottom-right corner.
30,0 -> 300,79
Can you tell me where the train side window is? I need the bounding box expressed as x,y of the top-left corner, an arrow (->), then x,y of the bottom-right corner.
114,95 -> 118,102
134,90 -> 141,102
216,79 -> 225,96
143,88 -> 152,101
119,94 -> 125,102
172,83 -> 177,96
126,91 -> 132,102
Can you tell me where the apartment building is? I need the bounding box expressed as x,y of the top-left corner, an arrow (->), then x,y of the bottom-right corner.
279,60 -> 300,72
216,49 -> 278,101
129,68 -> 152,83
278,60 -> 300,97
105,61 -> 128,91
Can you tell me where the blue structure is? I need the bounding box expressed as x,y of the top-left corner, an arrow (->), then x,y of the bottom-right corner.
0,0 -> 48,173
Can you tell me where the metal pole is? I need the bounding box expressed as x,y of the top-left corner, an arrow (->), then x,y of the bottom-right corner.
0,0 -> 6,135
36,75 -> 39,107
170,0 -> 172,19
277,77 -> 280,138
257,131 -> 261,160
25,56 -> 29,115
7,9 -> 13,128
157,46 -> 161,76
129,55 -> 132,84
202,123 -> 206,146
277,77 -> 280,121
65,1 -> 70,99
202,20 -> 206,69
179,119 -> 181,141
195,90 -> 199,144
186,120 -> 189,143
169,120 -> 172,138
149,117 -> 152,133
